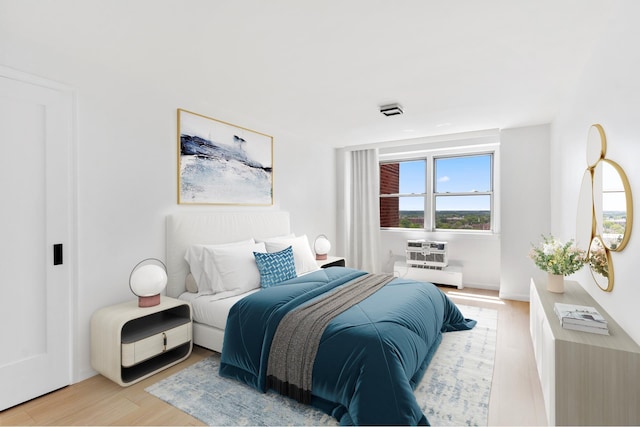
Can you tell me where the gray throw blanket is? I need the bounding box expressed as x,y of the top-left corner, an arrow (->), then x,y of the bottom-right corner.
266,273 -> 395,403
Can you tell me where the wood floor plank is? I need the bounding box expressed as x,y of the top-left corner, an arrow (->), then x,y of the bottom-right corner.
442,287 -> 547,426
113,394 -> 201,426
0,289 -> 547,426
0,408 -> 35,426
51,394 -> 140,426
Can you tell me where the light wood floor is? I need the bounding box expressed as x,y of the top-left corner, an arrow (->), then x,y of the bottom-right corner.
441,287 -> 547,426
0,287 -> 547,426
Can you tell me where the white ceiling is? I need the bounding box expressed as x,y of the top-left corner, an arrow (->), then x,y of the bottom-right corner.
1,0 -> 619,146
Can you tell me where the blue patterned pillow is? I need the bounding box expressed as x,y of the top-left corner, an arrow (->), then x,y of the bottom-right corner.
253,246 -> 297,288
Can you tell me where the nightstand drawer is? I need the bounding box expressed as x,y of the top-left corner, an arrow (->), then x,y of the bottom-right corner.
121,323 -> 191,367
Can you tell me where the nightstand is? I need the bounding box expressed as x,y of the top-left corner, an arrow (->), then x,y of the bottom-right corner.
317,256 -> 346,268
90,296 -> 192,386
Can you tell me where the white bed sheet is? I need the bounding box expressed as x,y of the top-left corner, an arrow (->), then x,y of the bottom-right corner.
179,290 -> 259,330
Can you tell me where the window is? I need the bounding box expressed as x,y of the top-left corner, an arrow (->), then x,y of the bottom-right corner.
380,160 -> 426,228
380,153 -> 494,231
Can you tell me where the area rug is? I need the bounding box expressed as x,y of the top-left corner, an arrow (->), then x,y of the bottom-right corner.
145,304 -> 497,426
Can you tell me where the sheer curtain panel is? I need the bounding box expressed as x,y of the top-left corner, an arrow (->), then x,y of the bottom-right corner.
347,149 -> 381,273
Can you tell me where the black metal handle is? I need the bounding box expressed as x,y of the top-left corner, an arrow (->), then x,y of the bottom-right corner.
53,244 -> 63,265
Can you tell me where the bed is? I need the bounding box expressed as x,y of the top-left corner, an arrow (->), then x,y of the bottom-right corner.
166,211 -> 475,425
166,211 -> 293,352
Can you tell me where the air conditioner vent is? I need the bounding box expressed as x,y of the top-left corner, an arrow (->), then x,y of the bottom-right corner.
405,239 -> 448,269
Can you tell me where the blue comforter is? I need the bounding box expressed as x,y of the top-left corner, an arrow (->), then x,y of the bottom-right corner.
219,267 -> 476,425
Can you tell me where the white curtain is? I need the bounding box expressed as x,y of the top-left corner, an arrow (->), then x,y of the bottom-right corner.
345,149 -> 381,273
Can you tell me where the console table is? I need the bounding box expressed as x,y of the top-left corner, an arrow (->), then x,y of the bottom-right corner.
529,277 -> 640,425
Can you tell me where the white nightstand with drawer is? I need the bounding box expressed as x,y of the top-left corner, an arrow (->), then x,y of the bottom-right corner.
91,296 -> 192,386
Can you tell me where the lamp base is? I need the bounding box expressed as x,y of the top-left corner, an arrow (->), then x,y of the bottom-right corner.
315,253 -> 328,260
138,294 -> 161,307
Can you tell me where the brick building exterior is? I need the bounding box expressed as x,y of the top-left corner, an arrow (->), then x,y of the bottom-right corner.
379,163 -> 399,227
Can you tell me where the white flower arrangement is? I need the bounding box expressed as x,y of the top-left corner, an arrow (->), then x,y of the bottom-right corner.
529,234 -> 586,276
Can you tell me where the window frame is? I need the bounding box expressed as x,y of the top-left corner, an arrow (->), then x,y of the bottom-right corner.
379,159 -> 428,230
379,146 -> 498,233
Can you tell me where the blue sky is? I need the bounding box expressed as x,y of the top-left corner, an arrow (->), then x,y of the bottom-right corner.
397,155 -> 492,211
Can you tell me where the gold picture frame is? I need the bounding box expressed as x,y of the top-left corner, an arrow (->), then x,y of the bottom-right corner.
177,109 -> 273,205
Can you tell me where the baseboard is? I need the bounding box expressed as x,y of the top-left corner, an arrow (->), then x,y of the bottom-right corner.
497,290 -> 530,301
74,367 -> 98,384
461,282 -> 500,292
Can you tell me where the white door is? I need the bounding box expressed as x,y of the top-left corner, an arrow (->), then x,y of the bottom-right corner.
0,69 -> 74,410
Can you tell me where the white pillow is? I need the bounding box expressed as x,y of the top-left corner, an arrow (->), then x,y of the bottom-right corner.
185,273 -> 198,293
210,242 -> 267,294
254,233 -> 296,243
264,234 -> 320,276
184,239 -> 255,295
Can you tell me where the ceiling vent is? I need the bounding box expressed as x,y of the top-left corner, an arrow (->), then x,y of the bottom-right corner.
379,103 -> 403,116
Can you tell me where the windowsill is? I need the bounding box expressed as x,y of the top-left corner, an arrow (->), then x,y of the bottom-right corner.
381,228 -> 500,241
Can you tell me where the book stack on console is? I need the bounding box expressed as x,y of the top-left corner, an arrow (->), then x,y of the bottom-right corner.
553,303 -> 609,335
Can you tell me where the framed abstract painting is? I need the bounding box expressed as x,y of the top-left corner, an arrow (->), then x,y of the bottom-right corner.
177,109 -> 273,205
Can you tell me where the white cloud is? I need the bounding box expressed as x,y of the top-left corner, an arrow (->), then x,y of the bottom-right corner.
438,176 -> 450,183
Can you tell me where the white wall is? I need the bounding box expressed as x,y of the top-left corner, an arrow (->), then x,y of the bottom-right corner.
552,0 -> 640,344
499,125 -> 551,300
377,134 -> 502,289
0,35 -> 335,382
339,128 -> 554,292
382,230 -> 500,289
337,127 -> 555,291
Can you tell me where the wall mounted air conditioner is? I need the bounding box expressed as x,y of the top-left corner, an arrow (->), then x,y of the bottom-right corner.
406,239 -> 448,270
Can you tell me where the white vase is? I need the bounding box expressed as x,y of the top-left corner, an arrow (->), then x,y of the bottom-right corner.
547,273 -> 565,293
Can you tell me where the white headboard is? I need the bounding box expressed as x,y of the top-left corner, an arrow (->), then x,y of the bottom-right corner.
165,211 -> 291,298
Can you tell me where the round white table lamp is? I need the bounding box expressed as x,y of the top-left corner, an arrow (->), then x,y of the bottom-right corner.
314,234 -> 331,260
129,258 -> 168,307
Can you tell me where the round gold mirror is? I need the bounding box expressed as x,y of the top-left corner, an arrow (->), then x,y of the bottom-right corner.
586,124 -> 606,168
575,168 -> 595,252
588,235 -> 614,292
579,123 -> 632,292
593,158 -> 633,251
